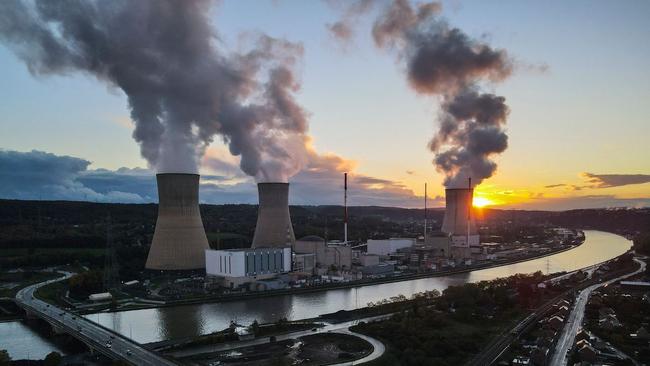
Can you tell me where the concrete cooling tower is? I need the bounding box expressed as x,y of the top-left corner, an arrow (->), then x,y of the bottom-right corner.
441,188 -> 479,255
146,173 -> 210,270
251,183 -> 295,248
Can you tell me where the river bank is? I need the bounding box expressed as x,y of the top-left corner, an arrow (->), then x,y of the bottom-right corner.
75,238 -> 585,314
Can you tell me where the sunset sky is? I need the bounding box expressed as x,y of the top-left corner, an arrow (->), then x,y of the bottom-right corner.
1,0 -> 649,210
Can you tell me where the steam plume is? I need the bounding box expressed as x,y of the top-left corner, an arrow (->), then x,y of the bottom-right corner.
0,0 -> 308,182
372,0 -> 513,187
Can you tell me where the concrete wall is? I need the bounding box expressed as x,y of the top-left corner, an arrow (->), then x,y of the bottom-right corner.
251,183 -> 295,248
367,238 -> 415,256
146,174 -> 210,270
441,188 -> 478,237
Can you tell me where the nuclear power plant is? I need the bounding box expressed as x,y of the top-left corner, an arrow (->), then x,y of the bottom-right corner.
441,187 -> 480,259
145,173 -> 210,270
251,182 -> 296,248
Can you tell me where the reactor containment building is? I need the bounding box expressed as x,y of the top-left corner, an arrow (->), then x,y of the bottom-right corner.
146,173 -> 210,270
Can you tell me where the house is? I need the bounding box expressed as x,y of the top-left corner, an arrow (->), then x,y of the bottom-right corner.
548,315 -> 564,331
556,305 -> 570,317
599,314 -> 621,330
575,329 -> 590,343
530,346 -> 549,366
630,326 -> 650,340
598,307 -> 615,318
578,344 -> 598,363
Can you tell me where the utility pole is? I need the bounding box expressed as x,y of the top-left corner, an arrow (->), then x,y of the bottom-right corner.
424,183 -> 428,243
344,172 -> 348,244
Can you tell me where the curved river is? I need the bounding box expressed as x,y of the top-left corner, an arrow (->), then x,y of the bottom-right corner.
0,230 -> 632,359
91,230 -> 631,344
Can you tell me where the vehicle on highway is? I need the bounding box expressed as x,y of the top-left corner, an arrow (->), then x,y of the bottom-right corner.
126,350 -> 132,356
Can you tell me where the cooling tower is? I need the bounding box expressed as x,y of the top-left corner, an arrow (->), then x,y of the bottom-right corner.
441,188 -> 479,248
146,173 -> 210,270
251,183 -> 295,248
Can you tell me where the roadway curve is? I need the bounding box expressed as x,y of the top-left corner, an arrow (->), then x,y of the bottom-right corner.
15,271 -> 177,366
549,258 -> 646,365
168,315 -> 389,363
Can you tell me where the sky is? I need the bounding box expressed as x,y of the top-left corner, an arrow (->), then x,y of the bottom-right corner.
0,0 -> 649,210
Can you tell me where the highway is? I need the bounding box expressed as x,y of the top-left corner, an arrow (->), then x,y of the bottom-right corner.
15,271 -> 177,366
549,258 -> 646,366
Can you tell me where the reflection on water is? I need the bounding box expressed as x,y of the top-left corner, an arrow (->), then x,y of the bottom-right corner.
87,230 -> 630,344
0,321 -> 66,360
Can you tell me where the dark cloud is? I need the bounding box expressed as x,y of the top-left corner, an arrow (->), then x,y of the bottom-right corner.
0,149 -> 151,202
0,0 -> 308,182
581,173 -> 650,188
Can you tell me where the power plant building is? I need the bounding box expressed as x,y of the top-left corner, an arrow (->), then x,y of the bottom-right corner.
366,238 -> 416,256
205,247 -> 291,289
294,236 -> 352,271
441,188 -> 480,259
251,183 -> 295,248
146,173 -> 210,270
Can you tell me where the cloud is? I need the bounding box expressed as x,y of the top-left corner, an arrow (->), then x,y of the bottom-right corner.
504,195 -> 650,211
1,149 -> 433,207
581,172 -> 650,188
202,147 -> 434,207
324,0 -> 377,45
0,149 -> 152,202
545,172 -> 650,191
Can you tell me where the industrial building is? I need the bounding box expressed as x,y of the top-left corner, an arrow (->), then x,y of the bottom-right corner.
366,238 -> 415,256
251,183 -> 296,248
441,187 -> 480,259
146,173 -> 210,270
294,235 -> 352,272
205,247 -> 291,289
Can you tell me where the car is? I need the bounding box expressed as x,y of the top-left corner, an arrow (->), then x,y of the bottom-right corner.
110,335 -> 115,339
126,350 -> 132,356
311,328 -> 317,332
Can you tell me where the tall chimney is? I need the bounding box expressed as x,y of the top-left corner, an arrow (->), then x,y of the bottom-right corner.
251,183 -> 295,248
424,183 -> 427,243
146,173 -> 210,270
344,172 -> 348,244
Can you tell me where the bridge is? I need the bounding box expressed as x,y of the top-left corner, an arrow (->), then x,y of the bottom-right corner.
15,272 -> 177,366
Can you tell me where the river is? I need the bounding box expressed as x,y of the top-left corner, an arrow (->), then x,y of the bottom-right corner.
0,230 -> 632,357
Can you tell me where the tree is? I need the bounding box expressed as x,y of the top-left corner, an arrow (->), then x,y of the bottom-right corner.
44,351 -> 62,366
248,319 -> 260,335
0,350 -> 11,366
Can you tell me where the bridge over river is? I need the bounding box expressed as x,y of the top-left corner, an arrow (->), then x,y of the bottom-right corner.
15,272 -> 177,366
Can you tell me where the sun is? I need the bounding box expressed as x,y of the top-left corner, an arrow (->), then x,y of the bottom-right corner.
473,196 -> 493,208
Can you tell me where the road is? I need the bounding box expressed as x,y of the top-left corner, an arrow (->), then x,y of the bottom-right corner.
168,314 -> 389,362
549,258 -> 646,366
15,271 -> 177,366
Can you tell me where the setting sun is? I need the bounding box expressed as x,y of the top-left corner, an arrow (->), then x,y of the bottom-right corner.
473,196 -> 493,208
